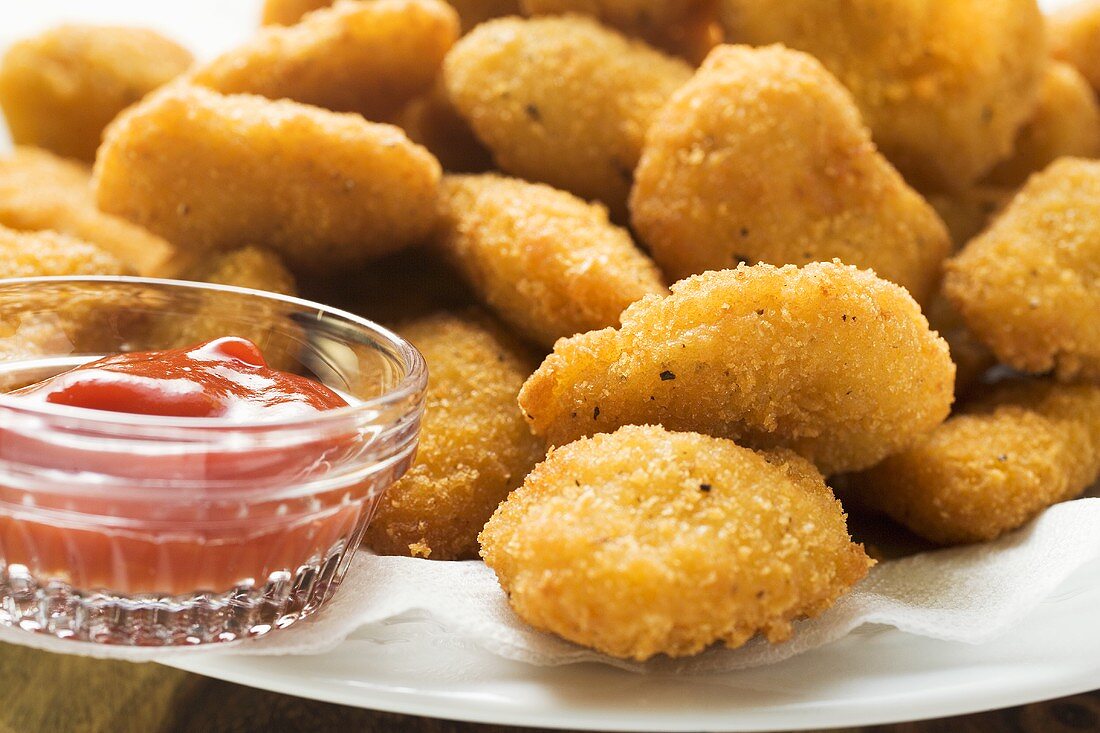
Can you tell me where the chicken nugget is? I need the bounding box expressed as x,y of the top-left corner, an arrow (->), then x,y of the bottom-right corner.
193,0 -> 458,122
0,147 -> 179,276
927,185 -> 1013,249
480,425 -> 872,660
630,45 -> 949,303
519,0 -> 716,61
855,380 -> 1100,545
0,25 -> 193,163
397,80 -> 493,173
519,261 -> 955,475
0,225 -> 127,279
262,0 -> 517,31
93,84 -> 442,276
1051,1 -> 1100,94
984,62 -> 1100,187
261,0 -> 334,25
444,15 -> 692,219
364,310 -> 545,560
718,0 -> 1046,191
435,174 -> 666,348
944,158 -> 1100,381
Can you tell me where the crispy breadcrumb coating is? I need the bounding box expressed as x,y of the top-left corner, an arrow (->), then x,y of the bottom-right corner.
944,158 -> 1100,381
984,62 -> 1100,187
193,0 -> 458,122
435,174 -> 666,347
519,261 -> 955,475
444,15 -> 692,219
718,0 -> 1046,191
0,147 -> 179,276
364,311 -> 545,560
855,380 -> 1100,545
0,25 -> 193,162
480,425 -> 872,660
630,45 -> 949,303
93,84 -> 441,276
0,225 -> 127,278
1051,0 -> 1100,94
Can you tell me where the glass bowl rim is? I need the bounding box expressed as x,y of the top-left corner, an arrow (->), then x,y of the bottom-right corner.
0,275 -> 427,433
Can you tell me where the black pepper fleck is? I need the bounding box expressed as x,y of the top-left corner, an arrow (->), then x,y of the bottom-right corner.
593,406 -> 600,420
524,103 -> 541,121
659,370 -> 676,381
699,484 -> 712,493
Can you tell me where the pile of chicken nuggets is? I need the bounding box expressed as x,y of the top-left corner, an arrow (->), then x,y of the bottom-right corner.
1,0 -> 1098,662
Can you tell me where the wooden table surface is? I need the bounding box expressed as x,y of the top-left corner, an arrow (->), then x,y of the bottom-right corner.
0,643 -> 1095,733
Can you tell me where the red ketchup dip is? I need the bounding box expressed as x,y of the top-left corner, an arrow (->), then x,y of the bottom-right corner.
0,337 -> 412,644
11,337 -> 349,419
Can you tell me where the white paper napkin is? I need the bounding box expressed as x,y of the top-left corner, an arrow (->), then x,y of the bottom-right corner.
3,497 -> 1100,673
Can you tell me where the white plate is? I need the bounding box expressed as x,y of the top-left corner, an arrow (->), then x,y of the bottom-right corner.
3,0 -> 1096,729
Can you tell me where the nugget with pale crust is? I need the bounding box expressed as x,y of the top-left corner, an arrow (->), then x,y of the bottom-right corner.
0,25 -> 192,163
444,15 -> 692,219
193,0 -> 457,122
364,311 -> 545,560
984,62 -> 1100,187
1051,1 -> 1100,94
718,0 -> 1046,191
0,225 -> 127,279
0,147 -> 179,276
480,425 -> 872,660
94,85 -> 441,275
856,380 -> 1100,545
944,158 -> 1100,381
435,174 -> 666,347
520,262 -> 955,475
630,45 -> 949,303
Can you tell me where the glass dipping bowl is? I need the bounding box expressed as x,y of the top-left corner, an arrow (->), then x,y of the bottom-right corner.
0,277 -> 426,646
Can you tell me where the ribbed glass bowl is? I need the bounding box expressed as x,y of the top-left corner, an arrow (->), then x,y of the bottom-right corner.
0,276 -> 426,646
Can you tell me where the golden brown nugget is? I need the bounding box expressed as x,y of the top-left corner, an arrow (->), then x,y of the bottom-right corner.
193,0 -> 458,122
856,381 -> 1100,545
0,147 -> 179,276
364,311 -> 545,560
0,25 -> 192,163
984,62 -> 1100,187
93,85 -> 442,275
718,0 -> 1046,191
1051,0 -> 1100,93
630,45 -> 950,303
480,425 -> 872,661
397,81 -> 493,173
928,185 -> 1013,250
519,0 -> 715,60
435,174 -> 666,347
944,158 -> 1100,381
519,262 -> 955,475
0,225 -> 127,279
444,15 -> 693,219
262,0 -> 334,24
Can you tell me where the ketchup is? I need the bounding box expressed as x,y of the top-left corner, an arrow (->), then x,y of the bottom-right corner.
11,337 -> 348,420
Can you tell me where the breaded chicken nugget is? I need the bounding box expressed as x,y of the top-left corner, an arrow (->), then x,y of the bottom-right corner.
93,84 -> 442,275
944,158 -> 1100,381
519,262 -> 955,475
364,311 -> 545,560
519,0 -> 716,61
0,147 -> 179,276
444,15 -> 692,219
262,0 -> 334,25
0,225 -> 127,278
856,380 -> 1100,545
397,81 -> 493,173
718,0 -> 1046,191
435,174 -> 666,347
0,25 -> 192,163
1051,0 -> 1100,94
480,425 -> 872,660
630,45 -> 950,303
984,62 -> 1100,187
928,185 -> 1013,249
192,0 -> 458,122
